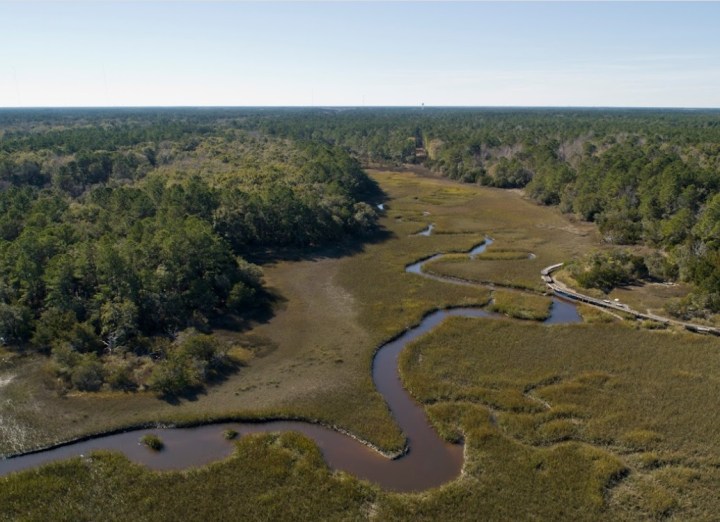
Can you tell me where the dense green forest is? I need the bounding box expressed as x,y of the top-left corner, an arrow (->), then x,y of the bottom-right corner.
244,107 -> 720,317
0,110 -> 379,394
2,107 -> 720,393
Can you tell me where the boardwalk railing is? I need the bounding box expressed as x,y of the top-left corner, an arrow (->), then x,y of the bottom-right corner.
541,263 -> 720,336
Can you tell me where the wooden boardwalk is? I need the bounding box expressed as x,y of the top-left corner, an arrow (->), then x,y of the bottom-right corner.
541,263 -> 720,336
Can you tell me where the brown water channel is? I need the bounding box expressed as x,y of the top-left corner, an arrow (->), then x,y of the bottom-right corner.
0,239 -> 580,491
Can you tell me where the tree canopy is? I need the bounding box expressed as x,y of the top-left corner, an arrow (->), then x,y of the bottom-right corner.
0,110 -> 380,393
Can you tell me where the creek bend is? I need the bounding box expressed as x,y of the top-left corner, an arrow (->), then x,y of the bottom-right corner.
0,238 -> 580,492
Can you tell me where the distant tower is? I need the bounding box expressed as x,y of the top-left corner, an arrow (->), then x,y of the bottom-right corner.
421,102 -> 424,111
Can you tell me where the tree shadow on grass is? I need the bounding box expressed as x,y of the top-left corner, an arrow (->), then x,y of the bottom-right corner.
158,391 -> 194,406
245,227 -> 395,266
212,224 -> 395,334
211,286 -> 285,333
172,216 -> 397,403
242,177 -> 392,265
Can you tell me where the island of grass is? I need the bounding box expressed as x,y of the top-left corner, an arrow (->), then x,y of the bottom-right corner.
489,290 -> 552,321
222,429 -> 238,440
140,434 -> 164,451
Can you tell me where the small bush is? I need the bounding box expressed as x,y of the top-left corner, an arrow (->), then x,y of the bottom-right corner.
570,249 -> 648,292
148,358 -> 194,396
149,331 -> 233,395
223,429 -> 238,440
639,320 -> 667,330
227,346 -> 253,365
106,361 -> 137,391
140,434 -> 164,451
70,356 -> 105,392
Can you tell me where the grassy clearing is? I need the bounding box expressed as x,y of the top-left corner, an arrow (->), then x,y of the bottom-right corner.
397,317 -> 720,519
607,282 -> 692,316
489,290 -> 552,320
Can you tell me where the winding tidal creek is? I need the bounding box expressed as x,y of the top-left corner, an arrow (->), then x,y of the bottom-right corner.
0,235 -> 580,491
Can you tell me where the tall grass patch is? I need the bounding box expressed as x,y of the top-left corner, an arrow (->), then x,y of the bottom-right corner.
398,316 -> 720,519
490,291 -> 552,320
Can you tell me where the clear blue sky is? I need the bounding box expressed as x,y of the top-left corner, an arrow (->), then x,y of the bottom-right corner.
2,1 -> 719,108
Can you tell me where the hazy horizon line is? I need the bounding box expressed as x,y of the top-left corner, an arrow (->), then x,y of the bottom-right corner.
2,105 -> 720,111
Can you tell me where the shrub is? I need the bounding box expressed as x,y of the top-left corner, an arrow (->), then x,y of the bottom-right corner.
148,358 -> 193,396
70,356 -> 105,392
50,343 -> 81,378
148,332 -> 231,396
570,249 -> 648,292
227,346 -> 253,365
106,361 -> 137,391
223,429 -> 238,440
140,434 -> 164,451
178,333 -> 224,364
227,282 -> 256,311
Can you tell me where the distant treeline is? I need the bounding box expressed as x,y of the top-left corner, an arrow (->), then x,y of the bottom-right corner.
237,107 -> 720,317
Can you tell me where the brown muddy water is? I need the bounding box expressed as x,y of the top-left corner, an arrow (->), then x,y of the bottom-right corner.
404,237 -> 494,283
0,239 -> 580,492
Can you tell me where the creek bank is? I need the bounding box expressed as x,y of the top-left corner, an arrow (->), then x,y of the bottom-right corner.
1,240 -> 581,492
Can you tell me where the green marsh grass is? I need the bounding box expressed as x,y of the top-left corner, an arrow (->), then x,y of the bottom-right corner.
0,434 -> 377,521
0,170 -> 717,520
489,290 -> 552,320
397,316 -> 720,519
0,170 -> 501,456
